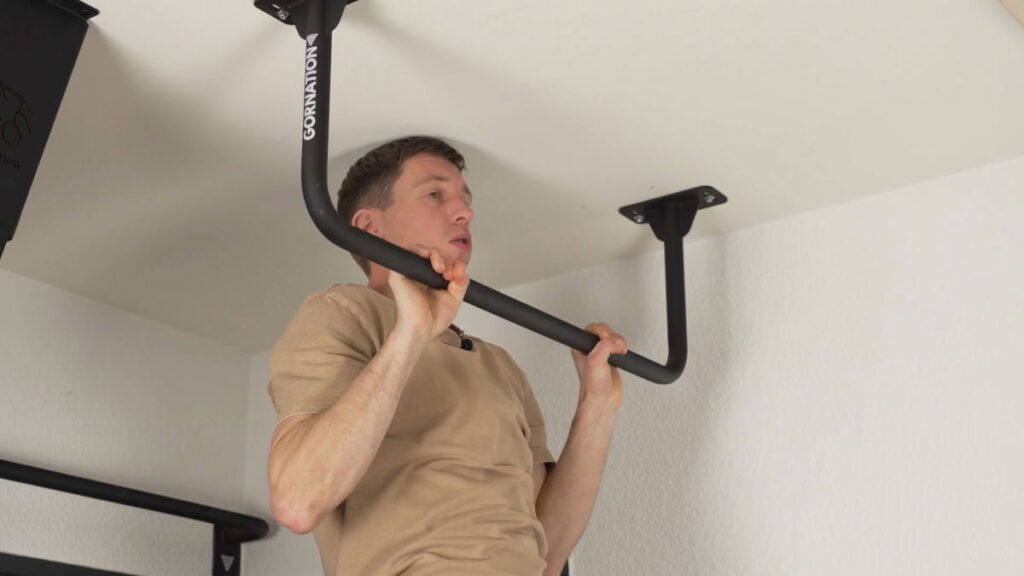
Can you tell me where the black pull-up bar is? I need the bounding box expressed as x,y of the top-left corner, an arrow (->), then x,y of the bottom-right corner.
255,0 -> 727,384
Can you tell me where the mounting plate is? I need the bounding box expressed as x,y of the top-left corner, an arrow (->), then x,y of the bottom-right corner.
43,0 -> 98,19
254,0 -> 361,38
619,185 -> 727,242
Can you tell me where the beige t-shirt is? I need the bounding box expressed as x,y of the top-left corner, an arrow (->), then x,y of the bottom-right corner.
268,284 -> 556,576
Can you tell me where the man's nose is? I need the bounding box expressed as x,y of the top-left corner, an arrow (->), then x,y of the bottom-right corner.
452,197 -> 473,224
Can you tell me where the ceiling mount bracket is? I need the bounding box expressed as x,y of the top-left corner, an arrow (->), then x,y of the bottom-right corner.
619,186 -> 727,241
614,187 -> 727,384
254,0 -> 360,39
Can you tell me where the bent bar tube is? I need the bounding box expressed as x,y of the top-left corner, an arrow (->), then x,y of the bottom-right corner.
298,0 -> 686,383
0,459 -> 269,544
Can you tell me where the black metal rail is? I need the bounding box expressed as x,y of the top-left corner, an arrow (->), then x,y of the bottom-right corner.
0,552 -> 135,576
258,0 -> 728,384
0,459 -> 269,576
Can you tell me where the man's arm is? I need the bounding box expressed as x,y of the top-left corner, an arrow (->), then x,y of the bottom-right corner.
533,323 -> 626,575
268,249 -> 468,535
268,326 -> 430,534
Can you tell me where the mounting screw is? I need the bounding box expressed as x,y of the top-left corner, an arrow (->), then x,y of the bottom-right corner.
632,214 -> 645,223
703,192 -> 716,204
276,9 -> 290,20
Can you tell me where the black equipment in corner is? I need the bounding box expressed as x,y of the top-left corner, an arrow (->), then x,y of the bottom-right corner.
0,0 -> 98,261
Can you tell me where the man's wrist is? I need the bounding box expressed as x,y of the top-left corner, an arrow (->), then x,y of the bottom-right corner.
390,321 -> 432,347
575,394 -> 621,421
379,324 -> 432,371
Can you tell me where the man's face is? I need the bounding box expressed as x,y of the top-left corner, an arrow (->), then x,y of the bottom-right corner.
373,153 -> 474,265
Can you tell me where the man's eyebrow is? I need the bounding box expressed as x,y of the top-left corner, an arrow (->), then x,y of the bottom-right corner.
413,175 -> 473,199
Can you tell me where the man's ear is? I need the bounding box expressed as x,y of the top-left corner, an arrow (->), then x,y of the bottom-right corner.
352,209 -> 382,237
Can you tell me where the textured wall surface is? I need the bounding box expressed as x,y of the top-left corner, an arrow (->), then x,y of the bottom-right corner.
241,155 -> 1023,575
0,270 -> 251,576
243,351 -> 324,575
457,156 -> 1024,575
19,153 -> 1011,575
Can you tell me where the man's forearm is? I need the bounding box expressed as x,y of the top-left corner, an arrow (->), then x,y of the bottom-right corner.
535,398 -> 619,575
268,327 -> 428,533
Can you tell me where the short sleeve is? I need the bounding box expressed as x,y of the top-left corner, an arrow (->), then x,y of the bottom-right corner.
508,356 -> 556,467
267,291 -> 376,426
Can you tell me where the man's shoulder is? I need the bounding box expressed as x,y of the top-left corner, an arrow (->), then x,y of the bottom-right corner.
275,283 -> 394,349
294,283 -> 392,317
315,283 -> 387,306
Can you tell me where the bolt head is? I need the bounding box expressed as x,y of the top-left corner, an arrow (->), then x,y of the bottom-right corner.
276,9 -> 290,20
632,214 -> 645,223
703,193 -> 716,204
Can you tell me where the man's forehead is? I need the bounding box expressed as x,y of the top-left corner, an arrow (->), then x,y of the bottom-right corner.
409,172 -> 473,196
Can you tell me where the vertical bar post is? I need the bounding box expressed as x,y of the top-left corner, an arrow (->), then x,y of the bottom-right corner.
212,526 -> 241,576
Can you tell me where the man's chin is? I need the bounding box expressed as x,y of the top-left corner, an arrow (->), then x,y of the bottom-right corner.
450,249 -> 471,266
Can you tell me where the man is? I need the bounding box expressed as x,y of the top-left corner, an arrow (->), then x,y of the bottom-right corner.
267,136 -> 626,575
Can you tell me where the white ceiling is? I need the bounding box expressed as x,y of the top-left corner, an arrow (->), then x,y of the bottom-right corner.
4,0 -> 1024,352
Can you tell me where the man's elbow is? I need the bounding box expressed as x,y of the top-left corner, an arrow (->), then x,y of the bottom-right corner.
269,487 -> 321,535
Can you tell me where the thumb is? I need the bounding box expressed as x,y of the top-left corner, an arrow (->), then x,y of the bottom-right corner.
446,262 -> 470,301
387,267 -> 411,291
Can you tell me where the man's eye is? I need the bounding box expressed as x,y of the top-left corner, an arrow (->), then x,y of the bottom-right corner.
428,191 -> 442,199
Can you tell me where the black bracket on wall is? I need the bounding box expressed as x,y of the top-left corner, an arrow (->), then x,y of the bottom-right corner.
0,459 -> 270,576
255,0 -> 728,384
0,552 -> 135,576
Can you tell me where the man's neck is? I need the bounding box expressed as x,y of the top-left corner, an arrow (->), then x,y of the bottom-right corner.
366,269 -> 393,300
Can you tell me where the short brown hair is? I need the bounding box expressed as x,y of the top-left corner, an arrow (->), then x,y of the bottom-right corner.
337,136 -> 466,277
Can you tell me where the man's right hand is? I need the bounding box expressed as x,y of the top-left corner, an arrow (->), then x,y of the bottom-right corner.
387,245 -> 470,342
269,247 -> 469,534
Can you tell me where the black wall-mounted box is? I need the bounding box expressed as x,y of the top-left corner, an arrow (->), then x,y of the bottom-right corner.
0,0 -> 98,259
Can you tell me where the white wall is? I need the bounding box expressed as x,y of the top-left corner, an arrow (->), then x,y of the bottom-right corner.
456,156 -> 1024,575
0,270 -> 251,576
244,154 -> 1024,575
242,351 -> 323,575
24,153 -> 1008,575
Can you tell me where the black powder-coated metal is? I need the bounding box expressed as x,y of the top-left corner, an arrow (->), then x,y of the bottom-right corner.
285,0 -> 727,384
254,0 -> 359,38
619,186 -> 726,240
0,552 -> 136,576
0,459 -> 268,576
0,0 -> 97,260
